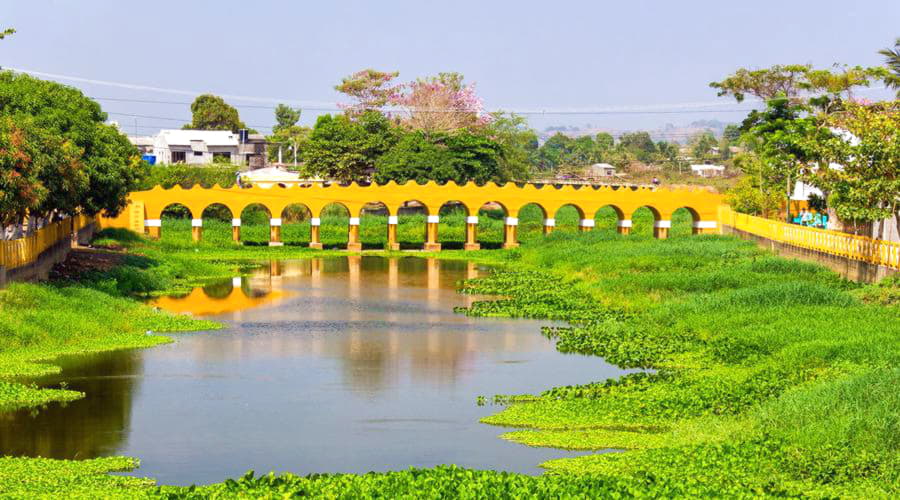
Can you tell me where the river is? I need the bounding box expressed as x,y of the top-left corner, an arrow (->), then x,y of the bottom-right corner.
0,256 -> 630,486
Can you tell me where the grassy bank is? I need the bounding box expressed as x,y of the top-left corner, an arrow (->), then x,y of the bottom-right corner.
2,226 -> 898,497
0,247 -> 228,411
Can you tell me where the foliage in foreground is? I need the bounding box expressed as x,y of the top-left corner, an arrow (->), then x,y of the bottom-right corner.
460,232 -> 899,496
2,230 -> 899,497
0,272 -> 220,411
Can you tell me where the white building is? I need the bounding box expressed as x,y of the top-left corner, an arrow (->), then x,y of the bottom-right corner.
153,130 -> 239,165
690,164 -> 725,177
148,129 -> 268,167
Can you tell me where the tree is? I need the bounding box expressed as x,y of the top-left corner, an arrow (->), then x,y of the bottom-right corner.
485,112 -> 537,181
273,104 -> 301,133
710,64 -> 814,103
0,71 -> 145,219
723,124 -> 742,143
618,131 -> 656,162
879,38 -> 900,98
805,101 -> 900,236
536,133 -> 574,170
392,73 -> 490,133
335,69 -> 400,115
0,27 -> 14,40
374,130 -> 504,185
302,111 -> 396,182
743,97 -> 821,221
712,64 -> 885,112
689,131 -> 718,161
184,94 -> 246,132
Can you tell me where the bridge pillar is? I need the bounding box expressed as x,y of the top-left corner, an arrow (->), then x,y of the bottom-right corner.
145,219 -> 161,239
579,219 -> 595,232
654,220 -> 670,239
231,218 -> 241,242
693,220 -> 718,235
191,219 -> 203,242
617,219 -> 632,235
424,215 -> 441,252
347,217 -> 362,252
464,216 -> 480,251
503,216 -> 519,249
543,218 -> 555,235
386,215 -> 400,251
269,218 -> 283,246
309,218 -> 323,249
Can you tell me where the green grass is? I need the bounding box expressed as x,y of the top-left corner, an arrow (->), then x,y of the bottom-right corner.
2,223 -> 899,497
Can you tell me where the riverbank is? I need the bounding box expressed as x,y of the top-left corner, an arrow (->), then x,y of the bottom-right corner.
1,228 -> 898,497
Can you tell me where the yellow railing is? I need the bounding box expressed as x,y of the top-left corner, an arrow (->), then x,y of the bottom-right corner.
719,206 -> 900,270
0,215 -> 93,270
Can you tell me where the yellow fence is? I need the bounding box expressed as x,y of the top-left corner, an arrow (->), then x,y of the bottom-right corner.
719,206 -> 900,270
0,215 -> 94,270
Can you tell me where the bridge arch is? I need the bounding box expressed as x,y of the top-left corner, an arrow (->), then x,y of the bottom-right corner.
320,202 -> 351,249
629,205 -> 662,238
517,202 -> 548,240
594,204 -> 624,233
669,206 -> 701,238
552,203 -> 585,233
280,203 -> 313,245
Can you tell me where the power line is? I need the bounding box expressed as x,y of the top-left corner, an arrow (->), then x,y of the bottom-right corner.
95,96 -> 758,116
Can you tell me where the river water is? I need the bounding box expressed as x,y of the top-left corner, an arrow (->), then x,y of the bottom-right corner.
0,257 -> 629,486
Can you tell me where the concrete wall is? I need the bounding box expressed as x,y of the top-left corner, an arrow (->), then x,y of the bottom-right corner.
0,222 -> 97,287
722,225 -> 897,283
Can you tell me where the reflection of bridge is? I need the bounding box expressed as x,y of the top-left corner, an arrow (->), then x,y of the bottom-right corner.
104,182 -> 723,251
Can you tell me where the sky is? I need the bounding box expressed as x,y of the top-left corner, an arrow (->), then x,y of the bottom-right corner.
1,0 -> 897,137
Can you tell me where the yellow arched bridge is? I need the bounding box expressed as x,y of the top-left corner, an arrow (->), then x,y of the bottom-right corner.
102,182 -> 724,251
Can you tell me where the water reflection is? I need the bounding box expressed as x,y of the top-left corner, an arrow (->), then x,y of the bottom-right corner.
0,257 -> 631,485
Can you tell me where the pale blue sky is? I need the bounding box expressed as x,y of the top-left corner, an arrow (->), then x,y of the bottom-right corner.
1,0 -> 897,135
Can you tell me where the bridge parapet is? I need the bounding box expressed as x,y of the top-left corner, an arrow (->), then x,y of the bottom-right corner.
103,181 -> 724,249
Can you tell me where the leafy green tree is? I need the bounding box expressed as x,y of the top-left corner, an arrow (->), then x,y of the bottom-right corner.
690,131 -> 718,161
617,131 -> 656,162
184,94 -> 246,132
594,132 -> 614,151
0,71 -> 145,218
742,97 -> 821,221
374,131 -> 503,185
536,133 -> 574,170
0,27 -> 14,40
723,124 -> 742,143
273,104 -> 301,133
879,38 -> 900,98
485,112 -> 537,181
806,101 -> 900,236
302,111 -> 396,182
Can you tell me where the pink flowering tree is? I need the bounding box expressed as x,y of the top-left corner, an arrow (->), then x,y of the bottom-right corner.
391,72 -> 492,133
